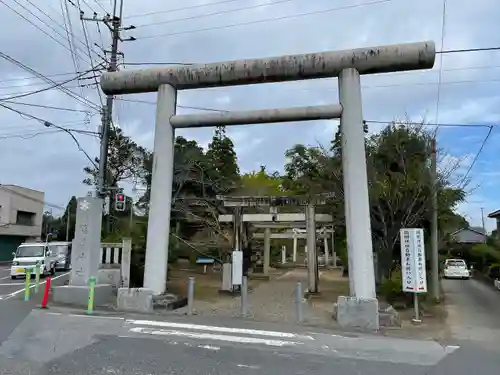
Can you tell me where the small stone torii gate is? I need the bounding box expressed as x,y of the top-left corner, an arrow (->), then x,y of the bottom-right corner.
217,194 -> 332,293
100,41 -> 435,328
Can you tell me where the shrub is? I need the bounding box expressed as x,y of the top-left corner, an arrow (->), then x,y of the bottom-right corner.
488,263 -> 500,280
379,267 -> 410,305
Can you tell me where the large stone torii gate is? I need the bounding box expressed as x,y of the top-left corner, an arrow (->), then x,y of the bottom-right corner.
100,41 -> 435,328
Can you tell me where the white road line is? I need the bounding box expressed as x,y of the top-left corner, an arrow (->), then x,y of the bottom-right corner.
445,345 -> 460,354
129,327 -> 302,347
0,275 -> 11,280
0,282 -> 25,286
68,313 -> 124,320
198,344 -> 220,351
3,271 -> 70,299
237,364 -> 260,369
276,270 -> 293,280
126,319 -> 313,339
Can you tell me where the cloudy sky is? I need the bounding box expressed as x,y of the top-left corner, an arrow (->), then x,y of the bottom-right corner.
0,0 -> 499,231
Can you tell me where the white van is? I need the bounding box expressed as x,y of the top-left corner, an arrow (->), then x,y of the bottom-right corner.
10,242 -> 57,279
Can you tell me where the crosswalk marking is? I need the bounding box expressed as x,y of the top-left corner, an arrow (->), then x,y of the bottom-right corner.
129,327 -> 303,347
125,319 -> 314,347
125,319 -> 314,340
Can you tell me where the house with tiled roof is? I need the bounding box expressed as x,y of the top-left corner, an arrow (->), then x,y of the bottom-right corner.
450,227 -> 487,244
488,209 -> 500,235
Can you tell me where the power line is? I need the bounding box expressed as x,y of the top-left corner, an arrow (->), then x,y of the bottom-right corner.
124,0 -> 246,19
434,0 -> 447,133
0,0 -> 91,63
0,66 -> 101,101
0,184 -> 65,210
364,120 -> 495,129
0,51 -> 102,110
77,0 -> 105,105
0,83 -> 100,98
0,71 -> 92,84
136,0 -> 392,40
61,0 -> 90,101
459,125 -> 494,187
133,0 -> 294,29
2,61 -> 499,87
0,127 -> 97,139
20,0 -> 103,61
111,76 -> 500,102
116,98 -> 230,112
0,100 -> 95,113
0,102 -> 97,167
120,61 -> 194,66
114,99 -> 497,129
0,119 -> 89,133
438,47 -> 500,55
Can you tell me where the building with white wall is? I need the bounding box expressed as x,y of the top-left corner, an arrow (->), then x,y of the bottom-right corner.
0,185 -> 44,261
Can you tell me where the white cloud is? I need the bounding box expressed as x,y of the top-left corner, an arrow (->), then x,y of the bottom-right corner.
0,0 -> 499,221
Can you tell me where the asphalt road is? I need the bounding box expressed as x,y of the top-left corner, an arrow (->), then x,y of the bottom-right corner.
0,309 -> 479,375
1,269 -> 500,374
442,277 -> 500,343
0,263 -> 70,301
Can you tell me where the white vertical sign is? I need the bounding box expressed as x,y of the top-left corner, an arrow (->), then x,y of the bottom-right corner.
231,250 -> 243,286
400,228 -> 427,293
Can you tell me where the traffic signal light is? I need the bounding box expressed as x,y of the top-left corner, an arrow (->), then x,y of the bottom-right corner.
115,193 -> 126,211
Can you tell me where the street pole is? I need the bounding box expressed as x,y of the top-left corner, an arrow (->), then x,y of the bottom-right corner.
129,198 -> 134,235
481,207 -> 486,243
430,137 -> 440,302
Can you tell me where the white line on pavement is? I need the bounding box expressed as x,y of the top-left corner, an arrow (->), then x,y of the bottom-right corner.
237,364 -> 260,369
3,271 -> 70,299
126,319 -> 314,340
0,283 -> 24,286
129,327 -> 302,347
0,275 -> 11,280
68,314 -> 124,320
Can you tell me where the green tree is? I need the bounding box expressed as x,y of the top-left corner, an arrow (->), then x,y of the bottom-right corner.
83,127 -> 147,190
58,196 -> 77,241
238,166 -> 284,196
205,126 -> 239,191
42,211 -> 61,241
283,122 -> 467,277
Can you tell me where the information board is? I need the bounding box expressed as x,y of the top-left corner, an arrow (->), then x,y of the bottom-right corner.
400,228 -> 427,293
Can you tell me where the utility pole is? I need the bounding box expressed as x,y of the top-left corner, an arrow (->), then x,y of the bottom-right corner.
80,0 -> 135,234
481,207 -> 486,243
430,137 -> 439,302
80,0 -> 135,198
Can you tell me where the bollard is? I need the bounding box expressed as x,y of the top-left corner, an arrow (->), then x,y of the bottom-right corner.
87,276 -> 96,314
240,276 -> 248,317
187,277 -> 195,316
295,282 -> 304,323
24,267 -> 32,302
41,276 -> 51,309
34,261 -> 41,293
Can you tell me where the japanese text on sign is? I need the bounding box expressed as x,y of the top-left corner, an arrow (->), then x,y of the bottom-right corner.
400,228 -> 427,293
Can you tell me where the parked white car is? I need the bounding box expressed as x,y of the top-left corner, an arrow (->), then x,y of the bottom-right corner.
10,243 -> 57,279
443,258 -> 470,279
